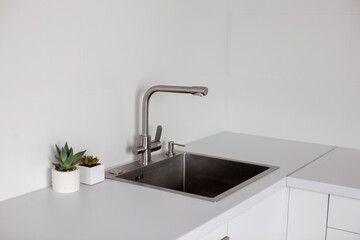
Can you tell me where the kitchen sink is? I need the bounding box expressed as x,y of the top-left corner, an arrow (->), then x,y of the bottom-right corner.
106,152 -> 279,202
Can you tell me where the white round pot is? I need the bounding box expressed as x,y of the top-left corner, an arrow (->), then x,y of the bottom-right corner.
52,167 -> 80,193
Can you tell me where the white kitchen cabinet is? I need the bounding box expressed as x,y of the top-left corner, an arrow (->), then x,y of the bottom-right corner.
228,188 -> 287,240
327,228 -> 360,240
286,188 -> 328,240
198,187 -> 287,240
328,195 -> 360,234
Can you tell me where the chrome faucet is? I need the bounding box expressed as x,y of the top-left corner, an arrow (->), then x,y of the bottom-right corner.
133,85 -> 208,165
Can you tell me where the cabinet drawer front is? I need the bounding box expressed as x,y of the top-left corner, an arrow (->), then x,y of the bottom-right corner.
328,195 -> 360,234
327,228 -> 360,240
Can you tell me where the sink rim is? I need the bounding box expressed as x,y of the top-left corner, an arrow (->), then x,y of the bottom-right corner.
105,151 -> 279,202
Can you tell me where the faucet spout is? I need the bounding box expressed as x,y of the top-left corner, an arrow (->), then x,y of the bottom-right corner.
135,85 -> 208,165
142,85 -> 208,136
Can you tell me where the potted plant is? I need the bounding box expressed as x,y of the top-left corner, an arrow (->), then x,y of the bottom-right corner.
78,155 -> 105,185
52,142 -> 86,193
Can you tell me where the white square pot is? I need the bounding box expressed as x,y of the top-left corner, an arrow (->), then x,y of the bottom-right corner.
78,164 -> 105,185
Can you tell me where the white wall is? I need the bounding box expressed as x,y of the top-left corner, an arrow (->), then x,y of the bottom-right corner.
0,0 -> 229,201
227,0 -> 360,149
2,0 -> 360,202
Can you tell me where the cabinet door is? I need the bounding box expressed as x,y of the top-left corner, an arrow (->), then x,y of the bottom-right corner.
328,195 -> 360,234
287,188 -> 328,240
327,228 -> 360,240
228,188 -> 287,240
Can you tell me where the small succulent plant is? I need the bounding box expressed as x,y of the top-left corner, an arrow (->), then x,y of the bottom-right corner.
54,142 -> 86,171
80,155 -> 100,167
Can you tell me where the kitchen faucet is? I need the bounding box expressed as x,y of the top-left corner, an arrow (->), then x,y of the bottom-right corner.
133,85 -> 208,165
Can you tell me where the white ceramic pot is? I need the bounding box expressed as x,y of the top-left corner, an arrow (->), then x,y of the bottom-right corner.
78,164 -> 105,185
52,167 -> 80,193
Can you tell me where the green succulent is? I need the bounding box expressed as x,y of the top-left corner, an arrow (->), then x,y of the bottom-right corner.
54,142 -> 86,171
80,155 -> 100,167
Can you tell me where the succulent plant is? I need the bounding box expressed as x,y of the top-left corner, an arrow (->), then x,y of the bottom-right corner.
54,142 -> 86,171
80,155 -> 100,167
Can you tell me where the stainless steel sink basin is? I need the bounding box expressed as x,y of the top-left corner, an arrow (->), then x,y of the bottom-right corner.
106,152 -> 278,202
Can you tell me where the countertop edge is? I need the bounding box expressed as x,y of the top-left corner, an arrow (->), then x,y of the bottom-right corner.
287,176 -> 360,200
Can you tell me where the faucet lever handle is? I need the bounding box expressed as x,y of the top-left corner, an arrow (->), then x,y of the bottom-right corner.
154,125 -> 162,142
149,125 -> 162,153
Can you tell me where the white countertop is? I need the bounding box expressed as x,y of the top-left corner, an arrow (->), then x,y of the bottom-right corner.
0,132 -> 334,240
287,147 -> 360,200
